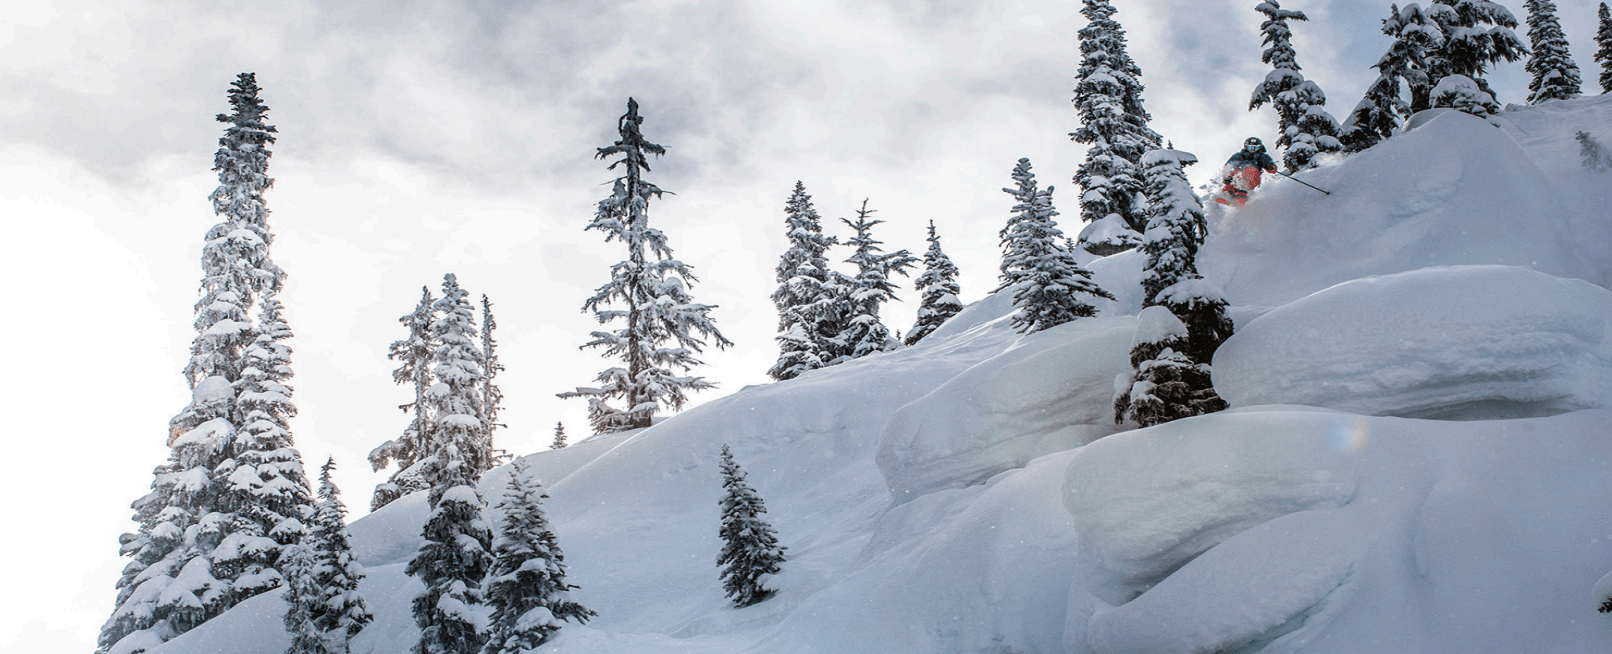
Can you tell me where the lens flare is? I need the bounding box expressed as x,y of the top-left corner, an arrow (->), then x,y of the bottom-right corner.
1330,418 -> 1371,453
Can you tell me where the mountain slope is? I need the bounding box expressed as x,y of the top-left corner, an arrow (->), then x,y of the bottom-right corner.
148,97 -> 1612,654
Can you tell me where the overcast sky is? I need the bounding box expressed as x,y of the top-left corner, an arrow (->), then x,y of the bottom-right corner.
2,0 -> 1605,651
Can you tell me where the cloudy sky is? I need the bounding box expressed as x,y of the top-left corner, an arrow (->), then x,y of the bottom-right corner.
2,0 -> 1605,650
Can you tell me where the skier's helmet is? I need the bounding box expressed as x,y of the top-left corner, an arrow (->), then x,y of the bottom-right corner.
1244,137 -> 1263,151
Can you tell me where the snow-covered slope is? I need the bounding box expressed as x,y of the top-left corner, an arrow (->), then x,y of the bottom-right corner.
150,97 -> 1612,654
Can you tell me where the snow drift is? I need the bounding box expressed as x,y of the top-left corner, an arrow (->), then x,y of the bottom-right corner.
146,95 -> 1612,654
1214,265 -> 1612,419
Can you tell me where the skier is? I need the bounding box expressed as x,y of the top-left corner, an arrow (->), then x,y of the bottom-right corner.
1217,137 -> 1278,206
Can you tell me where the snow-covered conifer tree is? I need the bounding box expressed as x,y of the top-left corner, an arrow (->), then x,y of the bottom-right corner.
717,445 -> 786,608
1000,160 -> 1112,333
769,181 -> 850,380
1424,0 -> 1529,110
429,274 -> 493,479
308,459 -> 370,653
1524,0 -> 1584,103
551,422 -> 568,450
1595,2 -> 1612,92
1138,151 -> 1208,308
407,474 -> 493,654
101,73 -> 300,654
217,290 -> 315,598
406,294 -> 496,654
1071,0 -> 1161,253
1432,74 -> 1504,116
1341,5 -> 1437,151
370,286 -> 435,511
837,200 -> 917,359
561,99 -> 732,434
1136,150 -> 1236,366
905,220 -> 963,345
282,545 -> 330,654
1114,307 -> 1228,427
482,459 -> 595,654
999,159 -> 1043,290
1249,1 -> 1343,171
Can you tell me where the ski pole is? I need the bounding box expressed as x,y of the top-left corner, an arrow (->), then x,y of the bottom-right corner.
1272,170 -> 1331,195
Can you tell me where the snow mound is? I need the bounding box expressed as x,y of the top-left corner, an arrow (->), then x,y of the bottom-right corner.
877,316 -> 1133,502
1063,407 -> 1612,654
1086,509 -> 1362,654
1062,409 -> 1359,587
1213,265 -> 1612,419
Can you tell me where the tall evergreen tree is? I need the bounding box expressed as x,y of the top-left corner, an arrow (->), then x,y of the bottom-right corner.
905,220 -> 964,346
769,181 -> 851,380
999,159 -> 1044,291
717,445 -> 787,608
1008,187 -> 1113,334
561,98 -> 732,434
1071,0 -> 1161,253
406,476 -> 493,654
370,287 -> 436,511
101,72 -> 300,654
308,459 -> 371,654
482,459 -> 595,654
429,274 -> 494,479
1115,151 -> 1233,427
1249,1 -> 1343,171
1000,160 -> 1112,334
1341,5 -> 1438,151
1595,2 -> 1612,92
218,291 -> 315,596
1425,0 -> 1529,110
1136,149 -> 1235,366
282,544 -> 331,654
1525,0 -> 1584,103
551,422 -> 569,450
406,274 -> 496,654
837,200 -> 917,360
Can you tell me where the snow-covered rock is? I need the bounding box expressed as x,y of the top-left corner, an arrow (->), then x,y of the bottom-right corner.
1213,265 -> 1612,419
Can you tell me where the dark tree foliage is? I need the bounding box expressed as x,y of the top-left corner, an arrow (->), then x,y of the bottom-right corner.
480,294 -> 506,450
1115,307 -> 1228,427
405,471 -> 493,654
717,445 -> 787,608
407,274 -> 496,654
